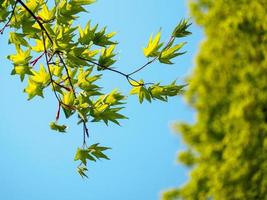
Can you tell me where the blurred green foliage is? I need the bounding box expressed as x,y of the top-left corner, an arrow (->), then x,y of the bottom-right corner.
163,0 -> 267,199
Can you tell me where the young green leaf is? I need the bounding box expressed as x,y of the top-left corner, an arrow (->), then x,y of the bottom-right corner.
159,42 -> 186,64
143,32 -> 163,57
130,80 -> 151,103
74,148 -> 96,165
98,45 -> 116,69
172,19 -> 192,38
24,78 -> 44,100
31,64 -> 50,85
11,65 -> 33,81
8,32 -> 29,47
7,48 -> 32,65
50,122 -> 67,133
77,166 -> 88,178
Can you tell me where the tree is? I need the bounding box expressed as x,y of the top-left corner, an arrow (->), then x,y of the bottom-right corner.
162,0 -> 267,199
0,0 -> 191,178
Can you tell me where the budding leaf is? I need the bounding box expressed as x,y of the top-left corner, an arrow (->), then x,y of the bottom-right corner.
172,19 -> 192,38
77,166 -> 88,179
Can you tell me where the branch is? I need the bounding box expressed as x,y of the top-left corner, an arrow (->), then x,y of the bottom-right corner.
17,0 -> 154,88
77,56 -> 145,87
41,31 -> 62,104
56,53 -> 77,97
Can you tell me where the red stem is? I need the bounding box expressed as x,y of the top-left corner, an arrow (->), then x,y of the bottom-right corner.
56,101 -> 61,121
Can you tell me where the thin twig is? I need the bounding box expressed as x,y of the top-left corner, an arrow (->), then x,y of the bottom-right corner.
41,31 -> 62,104
127,36 -> 175,76
56,101 -> 61,121
56,53 -> 77,96
127,58 -> 157,76
77,56 -> 145,87
52,80 -> 71,91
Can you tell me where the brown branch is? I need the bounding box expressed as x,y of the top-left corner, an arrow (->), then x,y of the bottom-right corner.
52,80 -> 71,91
56,101 -> 61,121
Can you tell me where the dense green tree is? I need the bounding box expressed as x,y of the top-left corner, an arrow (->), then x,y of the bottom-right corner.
0,0 -> 191,177
163,0 -> 267,199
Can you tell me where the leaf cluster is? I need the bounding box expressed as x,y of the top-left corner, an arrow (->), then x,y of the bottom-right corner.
75,143 -> 110,178
1,0 -> 191,178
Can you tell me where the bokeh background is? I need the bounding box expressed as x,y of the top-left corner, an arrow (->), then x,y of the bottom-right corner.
0,0 -> 202,199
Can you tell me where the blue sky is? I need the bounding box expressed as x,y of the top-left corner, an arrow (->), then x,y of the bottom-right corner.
0,0 -> 202,199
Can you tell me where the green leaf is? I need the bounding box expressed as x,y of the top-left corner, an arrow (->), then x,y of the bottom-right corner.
148,82 -> 186,101
7,48 -> 32,65
24,78 -> 44,100
38,4 -> 55,22
91,106 -> 127,125
77,68 -> 101,92
77,166 -> 88,178
74,148 -> 96,165
62,91 -> 75,108
31,64 -> 50,85
0,8 -> 10,23
88,143 -> 111,160
32,38 -> 51,52
11,65 -> 33,81
159,42 -> 186,64
104,89 -> 125,105
78,21 -> 97,45
8,32 -> 29,47
98,45 -> 116,69
143,31 -> 163,57
70,0 -> 96,5
172,19 -> 192,38
130,80 -> 151,103
49,122 -> 67,133
93,27 -> 117,47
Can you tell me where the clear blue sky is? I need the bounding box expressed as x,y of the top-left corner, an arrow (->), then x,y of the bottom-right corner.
0,0 -> 202,199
